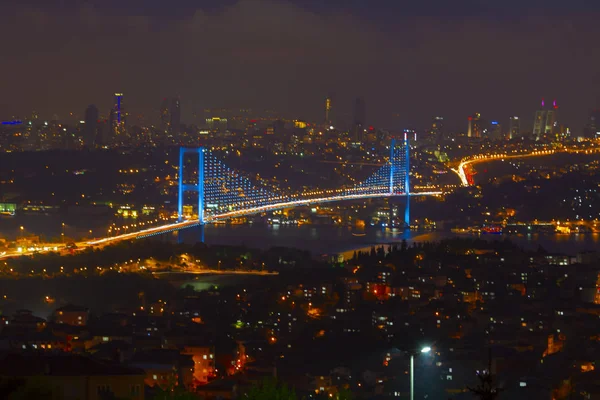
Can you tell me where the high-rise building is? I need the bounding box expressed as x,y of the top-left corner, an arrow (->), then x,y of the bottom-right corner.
352,97 -> 366,142
170,98 -> 181,135
160,98 -> 170,134
467,113 -> 482,138
584,109 -> 600,139
109,93 -> 126,143
490,121 -> 502,140
206,117 -> 228,132
325,96 -> 332,125
532,99 -> 557,140
83,105 -> 98,148
509,116 -> 520,139
430,116 -> 444,140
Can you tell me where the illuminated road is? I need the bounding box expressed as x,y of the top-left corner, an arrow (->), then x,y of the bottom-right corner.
151,270 -> 278,276
452,149 -> 558,187
86,191 -> 442,246
0,191 -> 442,260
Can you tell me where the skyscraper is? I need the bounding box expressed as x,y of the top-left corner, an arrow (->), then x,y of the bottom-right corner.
109,93 -> 126,143
352,97 -> 366,142
532,99 -> 557,140
490,121 -> 502,140
584,109 -> 600,139
325,96 -> 332,125
170,98 -> 181,136
160,98 -> 170,134
83,105 -> 98,148
467,113 -> 482,138
509,116 -> 520,139
430,116 -> 444,141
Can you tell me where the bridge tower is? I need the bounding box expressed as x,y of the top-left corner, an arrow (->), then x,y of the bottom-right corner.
388,137 -> 410,229
178,147 -> 205,224
404,133 -> 410,229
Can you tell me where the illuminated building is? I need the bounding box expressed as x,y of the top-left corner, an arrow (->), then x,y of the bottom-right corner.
532,99 -> 557,140
467,113 -> 482,138
160,98 -> 170,134
490,121 -> 502,140
293,120 -> 307,129
159,97 -> 181,141
54,304 -> 89,326
83,104 -> 98,148
509,116 -> 520,139
325,96 -> 332,124
430,116 -> 444,141
170,97 -> 181,135
206,117 -> 228,133
109,93 -> 126,143
353,97 -> 366,142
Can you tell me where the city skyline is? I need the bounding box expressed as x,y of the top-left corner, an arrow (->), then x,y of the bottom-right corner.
1,0 -> 600,130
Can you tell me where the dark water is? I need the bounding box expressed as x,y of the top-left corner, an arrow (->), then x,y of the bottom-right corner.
2,213 -> 600,257
178,224 -> 600,257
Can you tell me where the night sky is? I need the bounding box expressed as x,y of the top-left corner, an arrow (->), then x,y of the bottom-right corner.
1,0 -> 600,130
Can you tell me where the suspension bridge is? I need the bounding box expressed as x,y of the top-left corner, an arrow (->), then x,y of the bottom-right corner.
85,137 -> 441,245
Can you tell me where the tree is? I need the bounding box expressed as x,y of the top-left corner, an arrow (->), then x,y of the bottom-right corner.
0,377 -> 62,400
152,388 -> 198,400
467,352 -> 502,400
401,239 -> 408,252
335,387 -> 354,400
245,379 -> 297,400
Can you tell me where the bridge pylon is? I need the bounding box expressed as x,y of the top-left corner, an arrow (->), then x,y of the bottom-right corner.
178,147 -> 205,224
404,134 -> 410,229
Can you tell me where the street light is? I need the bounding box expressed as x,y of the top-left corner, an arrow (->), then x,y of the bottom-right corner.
410,346 -> 431,400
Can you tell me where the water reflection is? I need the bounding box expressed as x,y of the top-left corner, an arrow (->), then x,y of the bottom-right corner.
3,213 -> 600,257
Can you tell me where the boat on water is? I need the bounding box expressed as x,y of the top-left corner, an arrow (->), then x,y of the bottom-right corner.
450,227 -> 470,234
481,225 -> 503,234
352,232 -> 367,237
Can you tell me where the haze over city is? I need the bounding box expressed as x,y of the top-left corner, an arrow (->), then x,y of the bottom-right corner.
2,0 -> 600,129
3,1 -> 600,400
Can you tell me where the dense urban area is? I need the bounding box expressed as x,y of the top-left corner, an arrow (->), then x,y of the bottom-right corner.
3,0 -> 600,397
1,93 -> 600,400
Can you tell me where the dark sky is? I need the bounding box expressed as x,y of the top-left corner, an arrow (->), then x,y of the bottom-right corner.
1,0 -> 600,131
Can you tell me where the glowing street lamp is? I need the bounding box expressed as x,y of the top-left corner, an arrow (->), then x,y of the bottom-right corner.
410,346 -> 431,400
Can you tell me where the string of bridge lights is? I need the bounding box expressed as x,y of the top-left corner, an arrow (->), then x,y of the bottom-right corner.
199,142 -> 409,218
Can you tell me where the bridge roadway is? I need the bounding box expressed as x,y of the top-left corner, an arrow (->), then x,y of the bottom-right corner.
151,269 -> 279,276
86,191 -> 442,247
0,191 -> 443,260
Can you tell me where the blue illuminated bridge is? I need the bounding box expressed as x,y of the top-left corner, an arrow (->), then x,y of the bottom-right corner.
89,138 -> 442,245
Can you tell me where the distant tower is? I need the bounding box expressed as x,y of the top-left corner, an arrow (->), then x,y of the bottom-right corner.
430,116 -> 444,141
109,93 -> 126,143
490,121 -> 502,140
509,116 -> 520,139
325,96 -> 332,125
160,98 -> 170,134
170,97 -> 181,136
467,113 -> 482,138
83,105 -> 99,148
352,97 -> 366,142
533,98 -> 557,140
584,109 -> 600,139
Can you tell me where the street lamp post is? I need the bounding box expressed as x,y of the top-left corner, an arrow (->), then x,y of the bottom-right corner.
410,346 -> 431,400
